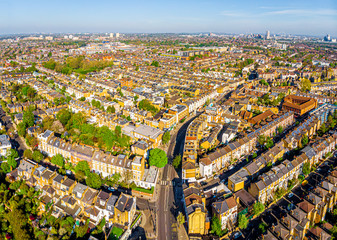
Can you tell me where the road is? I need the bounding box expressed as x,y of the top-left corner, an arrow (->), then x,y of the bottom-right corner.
157,111 -> 204,240
157,164 -> 177,240
157,92 -> 231,240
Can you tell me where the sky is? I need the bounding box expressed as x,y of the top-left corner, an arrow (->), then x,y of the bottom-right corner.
1,0 -> 337,36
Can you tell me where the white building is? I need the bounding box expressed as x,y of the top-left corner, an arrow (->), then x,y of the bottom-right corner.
0,135 -> 12,157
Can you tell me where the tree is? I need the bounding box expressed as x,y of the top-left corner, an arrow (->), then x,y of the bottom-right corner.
74,221 -> 89,238
76,161 -> 90,175
56,108 -> 72,126
320,123 -> 327,135
25,135 -> 38,148
51,154 -> 65,168
162,131 -> 170,145
149,148 -> 168,168
32,150 -> 44,162
110,173 -> 121,185
122,170 -> 133,188
23,109 -> 34,127
5,207 -> 32,240
172,155 -> 181,169
253,202 -> 265,216
258,135 -> 266,146
265,137 -> 274,149
300,78 -> 311,92
138,99 -> 158,115
75,170 -> 86,182
106,105 -> 115,113
23,149 -> 33,159
177,212 -> 185,226
301,135 -> 309,147
86,172 -> 102,189
151,60 -> 160,67
259,222 -> 267,233
7,157 -> 17,169
277,126 -> 283,134
238,214 -> 249,229
302,162 -> 311,175
1,162 -> 11,173
7,149 -> 18,159
210,215 -> 226,237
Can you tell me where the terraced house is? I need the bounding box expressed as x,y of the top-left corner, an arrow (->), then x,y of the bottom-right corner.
37,130 -> 150,188
184,111 -> 295,182
7,160 -> 138,231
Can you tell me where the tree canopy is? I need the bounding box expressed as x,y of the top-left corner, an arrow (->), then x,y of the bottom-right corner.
300,78 -> 311,92
138,99 -> 158,115
210,215 -> 227,237
172,155 -> 181,169
32,150 -> 44,162
149,148 -> 168,168
51,154 -> 65,168
76,160 -> 90,174
43,56 -> 114,75
86,172 -> 102,189
162,131 -> 170,145
253,202 -> 265,216
238,214 -> 249,229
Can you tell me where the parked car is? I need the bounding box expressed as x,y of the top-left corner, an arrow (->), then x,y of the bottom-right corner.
233,232 -> 242,239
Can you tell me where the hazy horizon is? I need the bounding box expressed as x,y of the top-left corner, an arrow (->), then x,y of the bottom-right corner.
1,0 -> 337,36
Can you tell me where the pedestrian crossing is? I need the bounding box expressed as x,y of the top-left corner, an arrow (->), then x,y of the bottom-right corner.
159,180 -> 172,186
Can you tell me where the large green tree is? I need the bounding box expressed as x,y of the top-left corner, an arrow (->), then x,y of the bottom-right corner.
75,161 -> 90,175
149,148 -> 168,168
32,150 -> 44,162
51,154 -> 65,168
86,172 -> 102,189
23,109 -> 34,127
56,108 -> 72,126
300,78 -> 311,92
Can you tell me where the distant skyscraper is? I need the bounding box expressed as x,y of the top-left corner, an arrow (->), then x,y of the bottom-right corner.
110,33 -> 114,38
116,33 -> 120,38
324,34 -> 331,41
266,30 -> 270,40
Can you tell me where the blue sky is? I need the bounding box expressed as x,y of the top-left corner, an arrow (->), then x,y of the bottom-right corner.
1,0 -> 336,36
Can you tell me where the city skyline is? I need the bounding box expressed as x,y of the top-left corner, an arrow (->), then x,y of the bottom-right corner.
1,0 -> 337,36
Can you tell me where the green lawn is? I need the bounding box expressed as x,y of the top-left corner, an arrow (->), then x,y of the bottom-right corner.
109,226 -> 124,240
134,186 -> 154,194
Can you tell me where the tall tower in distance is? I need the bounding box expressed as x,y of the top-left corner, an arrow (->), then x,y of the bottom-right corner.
110,33 -> 114,38
266,30 -> 270,40
116,33 -> 120,38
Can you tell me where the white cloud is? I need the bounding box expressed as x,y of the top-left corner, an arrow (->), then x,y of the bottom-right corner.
220,11 -> 243,17
265,9 -> 337,16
